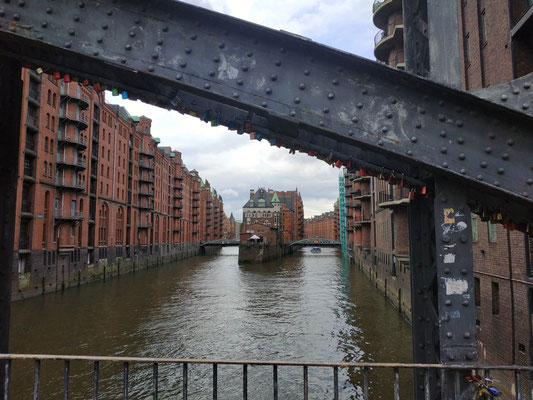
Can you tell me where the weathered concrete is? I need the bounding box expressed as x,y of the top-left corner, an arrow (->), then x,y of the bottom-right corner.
238,243 -> 288,263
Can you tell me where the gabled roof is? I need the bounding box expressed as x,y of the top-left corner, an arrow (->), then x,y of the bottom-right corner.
243,188 -> 275,208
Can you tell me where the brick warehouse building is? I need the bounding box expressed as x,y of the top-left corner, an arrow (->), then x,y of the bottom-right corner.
344,0 -> 533,394
13,69 -> 225,300
305,210 -> 338,241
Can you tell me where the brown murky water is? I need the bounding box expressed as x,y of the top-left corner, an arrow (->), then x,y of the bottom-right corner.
10,247 -> 413,399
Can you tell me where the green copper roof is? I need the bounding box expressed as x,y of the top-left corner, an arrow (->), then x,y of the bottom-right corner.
170,152 -> 175,158
130,116 -> 140,123
271,192 -> 280,202
153,137 -> 161,144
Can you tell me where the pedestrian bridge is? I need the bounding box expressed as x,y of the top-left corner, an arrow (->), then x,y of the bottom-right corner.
289,238 -> 341,247
201,239 -> 239,247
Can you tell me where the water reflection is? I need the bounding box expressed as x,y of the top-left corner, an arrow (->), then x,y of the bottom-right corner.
10,247 -> 412,399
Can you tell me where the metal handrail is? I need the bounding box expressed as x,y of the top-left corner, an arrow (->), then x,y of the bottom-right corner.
372,0 -> 388,12
1,353 -> 530,400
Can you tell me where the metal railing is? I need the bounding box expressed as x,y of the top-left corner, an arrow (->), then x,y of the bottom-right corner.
56,154 -> 87,169
53,210 -> 84,220
373,0 -> 388,12
2,353 -> 531,400
57,131 -> 88,147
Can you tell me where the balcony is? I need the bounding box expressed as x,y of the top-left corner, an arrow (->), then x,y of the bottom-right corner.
137,221 -> 153,229
174,175 -> 184,181
56,154 -> 87,170
60,86 -> 90,109
57,130 -> 88,149
55,177 -> 85,191
139,160 -> 154,170
138,189 -> 154,197
378,188 -> 410,208
24,135 -> 37,157
139,149 -> 155,158
354,190 -> 371,200
137,202 -> 154,210
139,175 -> 155,184
59,108 -> 89,130
28,88 -> 41,107
374,16 -> 404,63
26,114 -> 39,132
54,210 -> 84,221
373,0 -> 402,30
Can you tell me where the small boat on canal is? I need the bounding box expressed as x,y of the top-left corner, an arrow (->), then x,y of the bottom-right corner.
311,247 -> 321,253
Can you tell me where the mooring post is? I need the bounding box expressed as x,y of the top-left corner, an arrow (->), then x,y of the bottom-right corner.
0,58 -> 23,394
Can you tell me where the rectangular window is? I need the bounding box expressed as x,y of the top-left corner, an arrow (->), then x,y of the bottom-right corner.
475,277 -> 481,307
488,222 -> 497,242
479,9 -> 487,46
492,281 -> 500,315
526,235 -> 533,277
472,214 -> 479,242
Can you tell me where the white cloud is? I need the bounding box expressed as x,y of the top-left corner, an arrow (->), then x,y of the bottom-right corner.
107,0 -> 376,218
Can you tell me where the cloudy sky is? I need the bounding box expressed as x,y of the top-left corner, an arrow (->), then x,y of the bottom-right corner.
106,0 -> 377,220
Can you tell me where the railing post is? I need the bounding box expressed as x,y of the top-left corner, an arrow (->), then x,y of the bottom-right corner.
0,59 -> 22,397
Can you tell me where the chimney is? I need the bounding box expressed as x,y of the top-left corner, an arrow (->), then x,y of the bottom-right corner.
250,189 -> 255,198
268,189 -> 274,196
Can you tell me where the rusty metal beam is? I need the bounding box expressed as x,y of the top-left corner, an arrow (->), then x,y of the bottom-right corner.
0,1 -> 531,229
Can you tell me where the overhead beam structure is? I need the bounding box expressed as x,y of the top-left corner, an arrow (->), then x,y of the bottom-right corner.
0,0 -> 531,230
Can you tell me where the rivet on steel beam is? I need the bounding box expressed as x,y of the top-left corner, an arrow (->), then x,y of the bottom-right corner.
457,137 -> 464,144
357,103 -> 363,109
209,71 -> 215,77
446,332 -> 453,338
438,114 -> 446,121
489,132 -> 496,139
213,56 -> 220,63
134,18 -> 141,24
125,44 -> 132,51
513,88 -> 520,95
411,136 -> 417,143
522,192 -> 529,197
280,47 -> 286,53
323,108 -> 329,114
463,300 -> 469,306
524,82 -> 531,89
261,102 -> 268,108
406,150 -> 413,156
290,111 -> 296,117
386,112 -> 393,119
74,15 -> 80,22
527,179 -> 533,185
480,162 -> 487,168
440,131 -> 447,138
93,51 -> 99,56
390,98 -> 397,104
294,97 -> 300,104
493,181 -> 500,187
120,58 -> 127,64
500,94 -> 508,101
378,140 -> 384,146
190,34 -> 197,40
444,268 -> 450,274
148,66 -> 154,72
13,13 -> 20,21
232,92 -> 239,98
362,89 -> 368,95
64,41 -> 72,48
46,7 -> 52,14
415,122 -> 422,129
348,130 -> 353,136
485,147 -> 492,154
445,299 -> 452,306
157,39 -> 164,45
41,21 -> 48,28
461,268 -> 468,275
449,355 -> 456,361
332,79 -> 339,86
246,51 -> 253,57
152,53 -> 159,59
419,108 -> 426,114
460,169 -> 467,174
78,2 -> 86,8
456,120 -> 464,127
37,34 -> 43,40
266,88 -> 272,95
237,79 -> 243,86
270,74 -> 277,81
107,9 -> 113,16
502,153 -> 509,160
441,147 -> 448,154
179,61 -> 187,68
460,235 -> 468,243
304,70 -> 310,76
299,83 -> 306,90
477,175 -> 483,181
102,23 -> 108,30
507,139 -> 515,146
319,120 -> 324,126
442,162 -> 449,168
204,83 -> 211,89
382,127 -> 389,133
328,93 -> 335,99
162,26 -> 169,32
218,42 -> 225,49
241,65 -> 249,72
522,103 -> 529,110
439,100 -> 445,107
458,153 -> 465,160
464,332 -> 471,339
275,60 -> 282,66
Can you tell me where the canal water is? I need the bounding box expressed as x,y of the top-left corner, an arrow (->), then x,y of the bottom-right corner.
9,247 -> 413,399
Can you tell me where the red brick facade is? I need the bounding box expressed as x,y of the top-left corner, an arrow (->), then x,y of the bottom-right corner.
305,210 -> 337,240
13,70 -> 225,300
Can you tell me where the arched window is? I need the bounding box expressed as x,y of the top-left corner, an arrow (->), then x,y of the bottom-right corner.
79,199 -> 84,212
46,113 -> 50,128
107,150 -> 110,161
48,164 -> 52,178
52,93 -> 57,108
51,116 -> 55,131
155,216 -> 160,243
107,166 -> 110,178
116,208 -> 123,245
43,161 -> 47,176
50,139 -> 54,154
47,90 -> 51,105
99,203 -> 108,246
44,137 -> 49,152
101,164 -> 104,176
